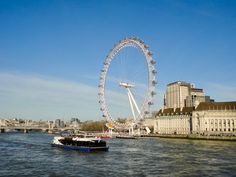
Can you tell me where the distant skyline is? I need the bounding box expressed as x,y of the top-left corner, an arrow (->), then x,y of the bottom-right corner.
0,0 -> 236,120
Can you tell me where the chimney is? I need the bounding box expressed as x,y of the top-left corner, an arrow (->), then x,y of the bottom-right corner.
161,106 -> 164,113
173,105 -> 176,112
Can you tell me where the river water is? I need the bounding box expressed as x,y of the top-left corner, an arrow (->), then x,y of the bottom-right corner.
0,132 -> 235,177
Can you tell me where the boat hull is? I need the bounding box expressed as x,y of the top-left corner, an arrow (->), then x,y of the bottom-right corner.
51,143 -> 109,152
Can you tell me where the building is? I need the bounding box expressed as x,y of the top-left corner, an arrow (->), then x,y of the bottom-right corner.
0,119 -> 6,127
164,81 -> 191,109
186,88 -> 213,107
48,121 -> 54,129
54,119 -> 65,128
164,81 -> 212,109
142,117 -> 156,132
192,102 -> 236,135
154,81 -> 236,136
70,118 -> 80,129
154,107 -> 193,135
155,102 -> 236,136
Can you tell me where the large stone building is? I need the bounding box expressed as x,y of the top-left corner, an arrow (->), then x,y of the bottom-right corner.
164,81 -> 191,109
186,88 -> 213,107
155,102 -> 236,136
154,81 -> 236,136
192,102 -> 236,135
164,81 -> 212,109
155,107 -> 193,134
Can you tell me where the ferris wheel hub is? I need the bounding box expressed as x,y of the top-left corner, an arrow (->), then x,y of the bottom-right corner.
119,82 -> 135,88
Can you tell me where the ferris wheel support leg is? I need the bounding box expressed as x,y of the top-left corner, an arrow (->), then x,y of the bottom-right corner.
128,90 -> 136,121
127,88 -> 140,114
109,128 -> 113,135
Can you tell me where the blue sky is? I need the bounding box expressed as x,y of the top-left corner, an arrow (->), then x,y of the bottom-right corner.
0,0 -> 236,121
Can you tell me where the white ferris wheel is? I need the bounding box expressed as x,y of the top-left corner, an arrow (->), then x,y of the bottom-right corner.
98,37 -> 157,130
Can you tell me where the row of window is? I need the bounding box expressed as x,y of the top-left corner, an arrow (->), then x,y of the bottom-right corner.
159,128 -> 189,131
207,128 -> 235,132
207,119 -> 235,125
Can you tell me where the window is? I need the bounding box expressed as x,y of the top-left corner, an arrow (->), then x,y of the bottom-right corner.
228,128 -> 230,131
212,128 -> 214,131
224,128 -> 226,131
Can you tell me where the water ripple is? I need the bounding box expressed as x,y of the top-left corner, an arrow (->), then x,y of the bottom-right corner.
0,133 -> 235,177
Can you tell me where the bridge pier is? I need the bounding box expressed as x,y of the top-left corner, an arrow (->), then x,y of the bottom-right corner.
0,128 -> 5,133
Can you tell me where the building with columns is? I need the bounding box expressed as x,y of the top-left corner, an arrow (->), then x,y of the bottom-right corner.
192,102 -> 236,135
154,107 -> 193,134
155,102 -> 236,136
154,81 -> 236,136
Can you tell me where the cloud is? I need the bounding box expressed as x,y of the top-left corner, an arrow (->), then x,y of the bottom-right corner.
0,72 -> 162,121
204,83 -> 236,101
0,72 -> 129,121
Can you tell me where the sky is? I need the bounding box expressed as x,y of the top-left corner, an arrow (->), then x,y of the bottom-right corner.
0,0 -> 236,121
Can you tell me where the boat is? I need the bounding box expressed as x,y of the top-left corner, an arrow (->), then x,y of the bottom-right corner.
95,134 -> 112,139
51,135 -> 109,152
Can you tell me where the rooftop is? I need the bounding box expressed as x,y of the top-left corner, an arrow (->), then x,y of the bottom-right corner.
191,88 -> 203,92
156,107 -> 194,116
195,102 -> 236,111
167,81 -> 191,87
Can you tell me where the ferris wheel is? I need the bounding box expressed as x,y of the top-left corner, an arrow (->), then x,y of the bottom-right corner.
98,37 -> 157,130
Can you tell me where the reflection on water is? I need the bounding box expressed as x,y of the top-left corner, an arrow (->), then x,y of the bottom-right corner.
0,132 -> 235,177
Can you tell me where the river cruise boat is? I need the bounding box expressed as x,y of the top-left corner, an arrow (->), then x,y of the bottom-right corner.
51,135 -> 109,152
95,134 -> 112,139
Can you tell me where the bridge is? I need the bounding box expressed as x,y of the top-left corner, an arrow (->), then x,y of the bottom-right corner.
0,126 -> 76,133
0,119 -> 78,133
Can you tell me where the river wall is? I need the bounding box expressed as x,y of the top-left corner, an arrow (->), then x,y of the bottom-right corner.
143,134 -> 236,141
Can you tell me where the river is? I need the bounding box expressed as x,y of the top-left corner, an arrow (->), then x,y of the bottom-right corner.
0,132 -> 235,177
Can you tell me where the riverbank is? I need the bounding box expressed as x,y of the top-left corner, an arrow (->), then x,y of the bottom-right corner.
142,134 -> 236,141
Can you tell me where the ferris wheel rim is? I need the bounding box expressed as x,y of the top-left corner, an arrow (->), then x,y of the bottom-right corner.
99,37 -> 157,129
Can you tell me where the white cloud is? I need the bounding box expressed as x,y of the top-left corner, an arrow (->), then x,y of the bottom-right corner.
204,83 -> 236,101
0,72 -> 129,121
0,72 -> 162,121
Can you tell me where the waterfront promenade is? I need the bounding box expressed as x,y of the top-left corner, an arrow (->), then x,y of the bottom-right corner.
143,134 -> 236,141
